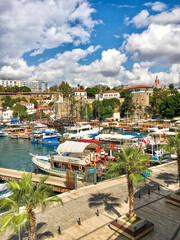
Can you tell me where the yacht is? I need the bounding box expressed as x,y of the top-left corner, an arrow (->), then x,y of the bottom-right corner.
63,122 -> 103,139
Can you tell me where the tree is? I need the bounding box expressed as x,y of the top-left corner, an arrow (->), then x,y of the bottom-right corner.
82,104 -> 93,120
30,98 -> 38,108
106,147 -> 150,219
19,86 -> 31,92
159,93 -> 180,118
0,172 -> 63,240
150,88 -> 169,117
13,103 -> 28,120
49,85 -> 58,92
0,86 -> 5,92
120,93 -> 135,118
1,96 -> 14,110
161,132 -> 180,184
120,90 -> 131,98
168,83 -> 174,90
59,82 -> 72,98
86,86 -> 100,98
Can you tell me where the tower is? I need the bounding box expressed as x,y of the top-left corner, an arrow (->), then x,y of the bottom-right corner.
155,76 -> 159,88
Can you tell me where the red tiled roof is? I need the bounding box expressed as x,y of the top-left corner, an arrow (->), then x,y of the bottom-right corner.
75,89 -> 86,92
103,90 -> 119,94
19,101 -> 32,104
123,85 -> 153,90
114,110 -> 119,113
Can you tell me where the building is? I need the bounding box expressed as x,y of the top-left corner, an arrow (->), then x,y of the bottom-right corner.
0,79 -> 15,87
14,80 -> 26,87
123,85 -> 153,94
0,79 -> 26,88
30,81 -> 42,92
113,110 -> 120,121
16,101 -> 36,115
95,94 -> 103,101
2,108 -> 13,122
103,90 -> 120,99
69,89 -> 87,99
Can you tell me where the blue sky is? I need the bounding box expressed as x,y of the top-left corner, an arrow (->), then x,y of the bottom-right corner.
0,0 -> 180,88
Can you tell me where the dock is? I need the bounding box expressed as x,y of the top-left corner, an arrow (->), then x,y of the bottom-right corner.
0,168 -> 85,192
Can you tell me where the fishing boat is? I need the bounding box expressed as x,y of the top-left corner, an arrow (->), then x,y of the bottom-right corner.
31,129 -> 62,144
63,122 -> 103,139
30,140 -> 114,179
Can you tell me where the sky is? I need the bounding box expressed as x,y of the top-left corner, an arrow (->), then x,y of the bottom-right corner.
0,0 -> 180,88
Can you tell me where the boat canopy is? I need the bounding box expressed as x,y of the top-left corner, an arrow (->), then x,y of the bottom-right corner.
56,140 -> 97,153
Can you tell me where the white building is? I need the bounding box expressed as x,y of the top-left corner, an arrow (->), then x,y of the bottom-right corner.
0,79 -> 26,88
14,80 -> 26,87
103,90 -> 120,99
18,102 -> 36,115
2,109 -> 13,122
30,81 -> 42,92
113,110 -> 120,121
95,94 -> 103,101
123,85 -> 153,94
69,90 -> 87,99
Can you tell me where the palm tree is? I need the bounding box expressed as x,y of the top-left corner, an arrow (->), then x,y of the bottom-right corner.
106,147 -> 150,219
0,172 -> 63,240
161,132 -> 180,184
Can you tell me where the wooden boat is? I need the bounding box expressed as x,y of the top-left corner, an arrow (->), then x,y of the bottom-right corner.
31,140 -> 114,179
4,126 -> 32,136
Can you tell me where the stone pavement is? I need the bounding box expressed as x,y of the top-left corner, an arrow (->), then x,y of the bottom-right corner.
1,161 -> 180,240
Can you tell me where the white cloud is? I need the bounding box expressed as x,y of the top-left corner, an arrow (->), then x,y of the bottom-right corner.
0,0 -> 99,60
123,23 -> 180,64
129,8 -> 180,28
144,1 -> 167,11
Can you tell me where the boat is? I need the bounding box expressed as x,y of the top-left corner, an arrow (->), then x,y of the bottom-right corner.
30,140 -> 114,179
63,122 -> 103,139
0,183 -> 12,198
4,125 -> 32,136
31,129 -> 62,144
0,130 -> 8,137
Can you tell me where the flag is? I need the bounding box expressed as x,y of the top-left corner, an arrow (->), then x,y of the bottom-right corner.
158,79 -> 159,84
142,138 -> 147,144
95,146 -> 101,152
110,144 -> 115,149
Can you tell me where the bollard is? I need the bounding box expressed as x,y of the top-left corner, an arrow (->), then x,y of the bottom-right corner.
167,183 -> 169,187
148,188 -> 150,195
77,217 -> 81,225
58,226 -> 61,234
96,209 -> 99,216
139,192 -> 141,198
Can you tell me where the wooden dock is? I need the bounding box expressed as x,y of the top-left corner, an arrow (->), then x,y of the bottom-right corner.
0,168 -> 85,193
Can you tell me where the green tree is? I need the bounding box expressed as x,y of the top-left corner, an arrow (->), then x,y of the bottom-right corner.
30,98 -> 38,108
120,93 -> 135,118
0,86 -> 5,92
19,86 -> 31,92
49,85 -> 58,92
21,97 -> 28,102
106,147 -> 150,219
159,93 -> 180,118
120,90 -> 131,98
59,81 -> 72,98
13,103 -> 28,120
82,104 -> 93,120
161,132 -> 180,184
86,86 -> 100,98
150,88 -> 169,117
0,172 -> 63,240
168,83 -> 174,90
1,96 -> 14,110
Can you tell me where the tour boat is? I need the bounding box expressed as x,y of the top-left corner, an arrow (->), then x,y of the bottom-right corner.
4,126 -> 32,136
30,140 -> 114,178
63,122 -> 103,139
31,129 -> 62,144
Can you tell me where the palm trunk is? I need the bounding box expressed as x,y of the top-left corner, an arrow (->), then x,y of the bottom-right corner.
127,171 -> 135,219
28,208 -> 37,240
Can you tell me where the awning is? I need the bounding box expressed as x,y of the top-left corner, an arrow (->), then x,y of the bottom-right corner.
56,140 -> 97,153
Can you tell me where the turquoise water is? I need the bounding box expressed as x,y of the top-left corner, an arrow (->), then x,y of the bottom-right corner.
0,137 -> 57,172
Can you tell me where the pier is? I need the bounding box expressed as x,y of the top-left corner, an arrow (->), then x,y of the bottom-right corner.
0,168 -> 84,193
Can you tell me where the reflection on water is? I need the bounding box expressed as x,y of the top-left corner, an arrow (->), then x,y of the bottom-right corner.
0,137 -> 57,172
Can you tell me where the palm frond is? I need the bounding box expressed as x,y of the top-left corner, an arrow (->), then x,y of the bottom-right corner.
0,215 -> 14,232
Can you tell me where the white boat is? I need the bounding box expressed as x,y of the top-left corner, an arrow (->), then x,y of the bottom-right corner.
31,140 -> 113,178
0,130 -> 8,137
63,122 -> 103,139
0,183 -> 12,198
0,183 -> 8,192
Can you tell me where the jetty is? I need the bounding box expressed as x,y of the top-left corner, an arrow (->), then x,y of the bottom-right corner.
0,168 -> 85,192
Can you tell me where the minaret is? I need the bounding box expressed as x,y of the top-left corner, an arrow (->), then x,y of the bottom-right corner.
155,76 -> 159,88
